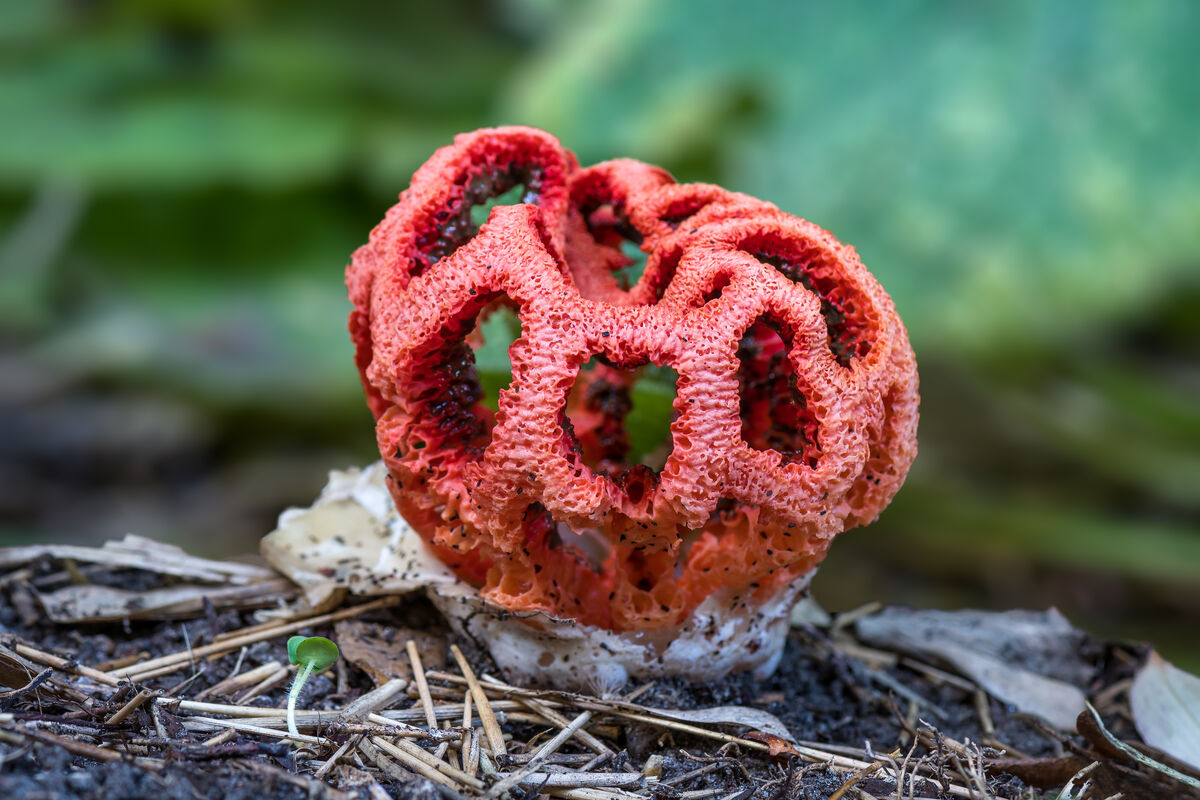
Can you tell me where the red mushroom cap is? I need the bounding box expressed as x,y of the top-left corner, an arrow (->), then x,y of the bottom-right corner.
347,127 -> 918,632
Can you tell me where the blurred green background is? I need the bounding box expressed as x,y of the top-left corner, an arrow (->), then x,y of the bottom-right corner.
2,1 -> 1197,667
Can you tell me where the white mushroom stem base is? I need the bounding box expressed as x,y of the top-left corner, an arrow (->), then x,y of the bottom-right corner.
261,462 -> 812,688
430,575 -> 811,688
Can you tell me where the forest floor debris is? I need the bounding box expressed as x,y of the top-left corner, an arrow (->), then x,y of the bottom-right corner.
2,537 -> 1198,800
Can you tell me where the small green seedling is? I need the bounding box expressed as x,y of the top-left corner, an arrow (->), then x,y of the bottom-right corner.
286,635 -> 339,738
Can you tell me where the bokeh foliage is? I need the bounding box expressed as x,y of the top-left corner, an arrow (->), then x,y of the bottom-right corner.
1,1 -> 1197,662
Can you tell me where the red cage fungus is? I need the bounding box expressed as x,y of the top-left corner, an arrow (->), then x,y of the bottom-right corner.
347,127 -> 918,633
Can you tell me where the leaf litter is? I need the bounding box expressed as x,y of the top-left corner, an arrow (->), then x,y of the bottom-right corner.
1,534 -> 1199,799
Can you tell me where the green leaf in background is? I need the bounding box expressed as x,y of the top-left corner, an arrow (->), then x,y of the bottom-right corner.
503,0 -> 1200,354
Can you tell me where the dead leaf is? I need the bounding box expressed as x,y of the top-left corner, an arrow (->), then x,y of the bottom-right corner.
335,620 -> 446,685
32,578 -> 296,623
743,730 -> 800,757
1130,651 -> 1200,773
0,535 -> 274,585
986,755 -> 1090,788
260,463 -> 457,613
0,646 -> 40,691
855,608 -> 1090,729
645,704 -> 795,743
789,596 -> 831,628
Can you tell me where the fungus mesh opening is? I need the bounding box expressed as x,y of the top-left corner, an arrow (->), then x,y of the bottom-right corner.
744,232 -> 873,366
660,195 -> 713,229
565,359 -> 678,500
470,183 -> 528,229
699,272 -> 732,306
737,316 -> 820,468
645,246 -> 682,302
472,303 -> 523,412
615,239 -> 648,291
584,202 -> 642,249
407,292 -> 509,456
582,203 -> 678,303
412,164 -> 544,278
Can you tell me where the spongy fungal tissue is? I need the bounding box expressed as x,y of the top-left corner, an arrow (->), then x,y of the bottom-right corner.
346,127 -> 919,642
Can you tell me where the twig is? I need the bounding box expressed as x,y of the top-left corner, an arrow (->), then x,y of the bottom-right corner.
106,689 -> 155,725
828,759 -> 883,800
184,715 -> 327,744
92,652 -> 150,673
0,667 -> 54,705
1083,702 -> 1200,791
0,720 -> 160,769
235,664 -> 290,703
450,644 -> 506,756
406,640 -> 439,729
479,674 -> 611,755
461,689 -> 477,777
315,733 -> 361,780
8,640 -> 120,686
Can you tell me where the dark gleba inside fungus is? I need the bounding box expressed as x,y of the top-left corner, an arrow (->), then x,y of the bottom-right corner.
346,127 -> 918,643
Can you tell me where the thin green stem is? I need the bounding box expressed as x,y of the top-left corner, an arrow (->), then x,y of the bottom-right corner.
287,660 -> 315,739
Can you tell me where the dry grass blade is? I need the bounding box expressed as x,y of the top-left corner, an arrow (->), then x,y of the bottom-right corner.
550,788 -> 647,800
186,715 -> 328,744
406,639 -> 439,729
479,673 -> 612,755
340,678 -> 407,722
108,597 -> 399,679
451,644 -> 506,757
461,689 -> 477,777
370,735 -> 485,790
496,772 -> 642,788
486,708 -> 595,798
195,660 -> 281,700
234,664 -> 291,703
359,736 -> 423,787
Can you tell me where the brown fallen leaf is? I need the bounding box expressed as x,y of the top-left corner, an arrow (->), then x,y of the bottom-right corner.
335,620 -> 446,685
986,707 -> 1200,800
648,704 -> 796,743
743,730 -> 800,758
986,755 -> 1090,789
